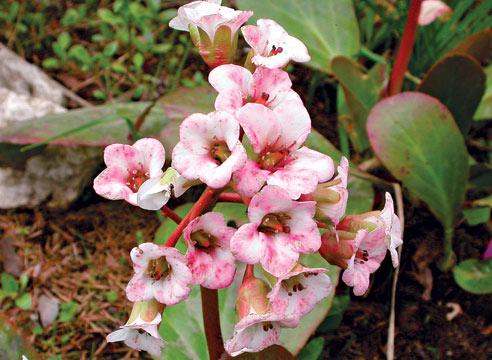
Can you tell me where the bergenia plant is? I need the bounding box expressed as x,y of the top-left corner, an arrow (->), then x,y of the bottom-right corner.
93,1 -> 403,357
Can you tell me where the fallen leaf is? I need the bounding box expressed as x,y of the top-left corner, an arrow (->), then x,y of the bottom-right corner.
38,294 -> 60,327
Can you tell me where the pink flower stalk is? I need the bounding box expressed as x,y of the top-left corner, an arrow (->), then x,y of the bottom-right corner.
233,103 -> 334,199
172,111 -> 247,189
225,276 -> 296,356
418,0 -> 452,26
242,19 -> 310,69
230,186 -> 320,277
208,64 -> 304,114
307,157 -> 349,226
169,0 -> 253,68
268,263 -> 333,326
93,138 -> 165,207
184,212 -> 237,289
106,299 -> 165,356
126,243 -> 192,305
341,228 -> 387,296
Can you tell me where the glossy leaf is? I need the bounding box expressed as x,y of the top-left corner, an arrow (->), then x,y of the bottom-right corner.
453,258 -> 492,294
304,130 -> 342,162
346,177 -> 374,215
419,54 -> 486,134
367,92 -> 469,233
332,56 -> 388,152
463,207 -> 490,226
297,337 -> 325,360
236,0 -> 360,73
475,64 -> 492,121
318,294 -> 350,332
450,28 -> 492,64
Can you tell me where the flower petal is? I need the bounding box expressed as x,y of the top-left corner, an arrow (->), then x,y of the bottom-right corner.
230,222 -> 265,264
132,138 -> 166,178
237,104 -> 280,154
232,160 -> 269,198
247,185 -> 293,223
93,166 -> 135,204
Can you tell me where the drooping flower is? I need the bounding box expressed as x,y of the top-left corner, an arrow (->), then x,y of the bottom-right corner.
172,111 -> 247,189
169,1 -> 253,68
126,243 -> 192,305
136,167 -> 192,211
307,157 -> 349,226
268,263 -> 332,326
107,299 -> 166,356
225,276 -> 295,356
418,0 -> 452,26
319,228 -> 357,269
208,64 -> 304,114
242,19 -> 310,69
341,228 -> 387,296
230,185 -> 320,277
233,103 -> 334,199
93,138 -> 165,206
184,212 -> 237,289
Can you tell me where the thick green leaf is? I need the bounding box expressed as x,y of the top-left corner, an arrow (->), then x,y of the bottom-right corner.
318,294 -> 350,332
15,293 -> 32,310
475,64 -> 492,121
297,337 -> 325,360
419,54 -> 486,134
367,92 -> 469,233
453,258 -> 492,294
346,177 -> 374,215
463,207 -> 491,226
0,315 -> 38,359
0,86 -> 216,160
332,57 -> 388,152
304,130 -> 342,162
236,0 -> 360,73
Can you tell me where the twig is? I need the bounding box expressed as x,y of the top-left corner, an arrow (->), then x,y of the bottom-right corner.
387,183 -> 405,360
161,206 -> 183,224
200,287 -> 225,360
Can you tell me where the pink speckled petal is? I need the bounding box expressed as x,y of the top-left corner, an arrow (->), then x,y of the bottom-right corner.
237,104 -> 280,154
93,166 -> 135,204
103,143 -> 140,170
230,222 -> 265,264
260,233 -> 299,277
209,64 -> 252,94
247,185 -> 293,223
132,138 -> 165,178
418,0 -> 452,26
251,67 -> 292,105
232,160 -> 269,198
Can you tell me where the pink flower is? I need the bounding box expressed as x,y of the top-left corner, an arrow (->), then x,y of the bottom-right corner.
309,157 -> 349,226
341,228 -> 387,296
172,111 -> 247,189
107,299 -> 165,356
169,1 -> 252,68
184,212 -> 237,289
268,263 -> 333,326
126,243 -> 193,305
208,64 -> 303,114
225,277 -> 295,356
242,19 -> 310,69
93,138 -> 165,206
230,186 -> 321,276
233,103 -> 334,199
418,0 -> 452,26
380,193 -> 403,267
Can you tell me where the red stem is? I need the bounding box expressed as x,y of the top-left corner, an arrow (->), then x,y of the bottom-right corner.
217,192 -> 243,203
242,264 -> 255,282
161,206 -> 183,224
200,287 -> 225,360
316,221 -> 328,229
164,187 -> 217,247
386,0 -> 423,96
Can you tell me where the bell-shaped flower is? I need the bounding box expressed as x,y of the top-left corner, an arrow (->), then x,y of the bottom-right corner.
106,299 -> 165,356
136,167 -> 192,211
306,157 -> 349,226
184,212 -> 237,289
93,138 -> 165,207
267,263 -> 332,326
341,228 -> 387,296
172,111 -> 247,189
242,19 -> 310,69
126,243 -> 192,305
230,185 -> 320,277
418,0 -> 452,26
169,0 -> 253,68
208,64 -> 304,114
319,228 -> 357,269
338,192 -> 402,267
233,103 -> 334,199
225,276 -> 296,356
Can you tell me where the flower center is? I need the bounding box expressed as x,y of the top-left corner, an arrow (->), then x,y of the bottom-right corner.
146,258 -> 170,281
262,322 -> 274,332
268,45 -> 283,56
190,229 -> 217,250
258,213 -> 291,234
210,142 -> 231,164
243,92 -> 270,106
126,164 -> 150,193
259,149 -> 289,171
355,249 -> 369,264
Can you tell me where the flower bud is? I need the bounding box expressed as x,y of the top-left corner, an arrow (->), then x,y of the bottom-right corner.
319,230 -> 356,269
127,299 -> 165,327
236,277 -> 271,320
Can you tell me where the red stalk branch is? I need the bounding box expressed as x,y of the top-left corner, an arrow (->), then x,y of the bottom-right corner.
218,192 -> 243,203
161,206 -> 183,224
164,187 -> 217,247
387,0 -> 423,96
200,287 -> 225,360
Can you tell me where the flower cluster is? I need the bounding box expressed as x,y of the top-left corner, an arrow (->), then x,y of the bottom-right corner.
93,0 -> 403,357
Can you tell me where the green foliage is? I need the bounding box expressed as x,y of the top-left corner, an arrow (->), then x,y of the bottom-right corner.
58,301 -> 79,322
463,207 -> 491,226
367,92 -> 469,269
318,295 -> 350,332
453,258 -> 492,294
0,272 -> 32,311
236,0 -> 360,73
475,65 -> 492,121
297,337 -> 325,360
